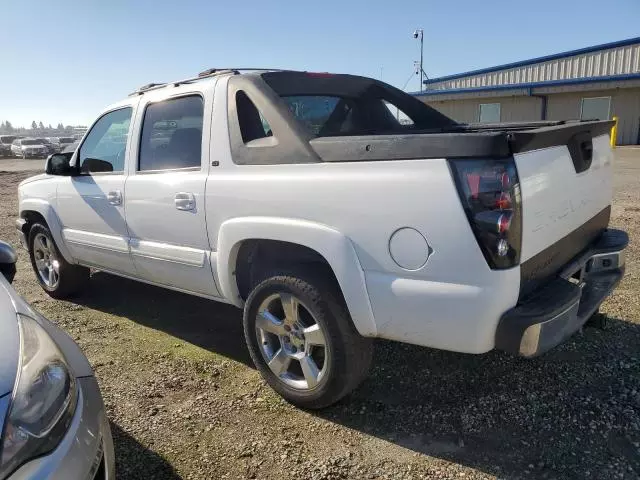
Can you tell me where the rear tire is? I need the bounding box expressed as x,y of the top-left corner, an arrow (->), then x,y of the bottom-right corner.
28,223 -> 89,299
243,269 -> 373,409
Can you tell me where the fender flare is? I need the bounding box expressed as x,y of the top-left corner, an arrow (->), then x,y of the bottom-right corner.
19,199 -> 75,264
216,216 -> 377,337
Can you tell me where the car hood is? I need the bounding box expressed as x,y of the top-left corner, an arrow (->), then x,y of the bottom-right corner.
19,173 -> 50,186
0,277 -> 20,397
22,144 -> 45,149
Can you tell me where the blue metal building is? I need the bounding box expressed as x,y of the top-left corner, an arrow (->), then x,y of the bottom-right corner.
413,37 -> 640,144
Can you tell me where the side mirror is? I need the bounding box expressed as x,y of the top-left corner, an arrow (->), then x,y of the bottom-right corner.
45,153 -> 73,176
80,158 -> 113,173
0,241 -> 17,284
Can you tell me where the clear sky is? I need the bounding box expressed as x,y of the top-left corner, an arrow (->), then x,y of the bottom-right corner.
2,0 -> 638,127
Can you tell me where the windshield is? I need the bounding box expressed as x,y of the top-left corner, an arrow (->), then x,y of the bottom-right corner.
21,139 -> 40,145
0,136 -> 17,144
59,137 -> 74,144
36,138 -> 51,144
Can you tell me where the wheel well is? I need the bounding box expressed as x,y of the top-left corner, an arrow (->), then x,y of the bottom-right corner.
21,211 -> 48,234
235,239 -> 339,300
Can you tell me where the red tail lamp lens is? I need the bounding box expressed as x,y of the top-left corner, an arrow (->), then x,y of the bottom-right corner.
496,192 -> 512,209
449,159 -> 522,269
498,213 -> 511,233
500,171 -> 511,189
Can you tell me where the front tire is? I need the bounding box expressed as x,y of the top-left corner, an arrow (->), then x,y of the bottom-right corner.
28,223 -> 89,298
243,270 -> 373,409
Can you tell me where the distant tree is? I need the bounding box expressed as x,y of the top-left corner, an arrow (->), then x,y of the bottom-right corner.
31,121 -> 38,130
38,121 -> 45,130
57,123 -> 64,130
48,124 -> 52,130
0,121 -> 4,131
5,121 -> 13,133
64,125 -> 72,132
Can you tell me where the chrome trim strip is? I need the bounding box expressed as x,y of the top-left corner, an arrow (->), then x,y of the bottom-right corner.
62,229 -> 129,253
129,239 -> 206,267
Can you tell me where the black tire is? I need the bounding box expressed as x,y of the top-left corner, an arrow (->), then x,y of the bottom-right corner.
28,222 -> 89,299
243,269 -> 373,409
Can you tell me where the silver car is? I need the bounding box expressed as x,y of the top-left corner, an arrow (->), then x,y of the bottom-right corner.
0,242 -> 114,479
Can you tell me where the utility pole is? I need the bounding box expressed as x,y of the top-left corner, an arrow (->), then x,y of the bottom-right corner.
413,28 -> 424,91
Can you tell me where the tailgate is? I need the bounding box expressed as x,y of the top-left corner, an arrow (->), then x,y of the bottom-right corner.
509,121 -> 615,296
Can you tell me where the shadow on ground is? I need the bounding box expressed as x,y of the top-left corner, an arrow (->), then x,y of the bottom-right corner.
318,316 -> 640,479
111,422 -> 182,479
73,271 -> 252,366
74,272 -> 640,478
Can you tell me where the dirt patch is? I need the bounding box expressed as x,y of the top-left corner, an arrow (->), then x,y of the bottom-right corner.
2,150 -> 640,479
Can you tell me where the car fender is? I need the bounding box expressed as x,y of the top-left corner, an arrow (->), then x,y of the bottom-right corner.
19,198 -> 75,264
216,216 -> 377,337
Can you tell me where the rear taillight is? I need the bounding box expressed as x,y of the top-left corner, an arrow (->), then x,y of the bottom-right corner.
449,158 -> 522,269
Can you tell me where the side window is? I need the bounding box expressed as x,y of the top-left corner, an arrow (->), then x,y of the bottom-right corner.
384,101 -> 415,126
236,91 -> 272,143
78,107 -> 132,173
138,96 -> 203,171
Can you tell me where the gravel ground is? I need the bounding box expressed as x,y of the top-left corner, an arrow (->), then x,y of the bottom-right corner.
1,149 -> 639,479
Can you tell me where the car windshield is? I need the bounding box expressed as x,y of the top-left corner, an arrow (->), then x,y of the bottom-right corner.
36,138 -> 51,144
0,136 -> 17,144
59,137 -> 74,144
21,139 -> 40,145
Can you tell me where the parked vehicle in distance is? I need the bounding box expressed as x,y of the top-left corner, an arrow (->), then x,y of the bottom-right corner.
35,138 -> 59,154
62,141 -> 79,153
0,241 -> 114,478
57,137 -> 76,150
0,136 -> 20,157
16,69 -> 628,408
10,138 -> 48,158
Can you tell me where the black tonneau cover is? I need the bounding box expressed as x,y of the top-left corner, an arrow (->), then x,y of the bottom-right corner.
308,120 -> 614,162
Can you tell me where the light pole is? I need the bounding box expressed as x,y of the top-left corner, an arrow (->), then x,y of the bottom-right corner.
413,29 -> 424,91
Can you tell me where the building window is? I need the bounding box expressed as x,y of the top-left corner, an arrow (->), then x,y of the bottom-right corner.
479,103 -> 501,123
580,97 -> 611,121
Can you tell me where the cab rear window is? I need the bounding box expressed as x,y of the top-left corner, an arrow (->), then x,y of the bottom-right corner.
262,71 -> 456,137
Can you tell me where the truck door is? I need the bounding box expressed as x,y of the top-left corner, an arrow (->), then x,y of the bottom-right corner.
123,90 -> 220,297
56,106 -> 137,276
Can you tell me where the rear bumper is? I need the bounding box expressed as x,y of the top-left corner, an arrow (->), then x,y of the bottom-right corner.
495,229 -> 628,357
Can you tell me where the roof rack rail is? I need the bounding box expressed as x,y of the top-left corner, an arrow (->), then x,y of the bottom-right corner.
128,82 -> 168,97
127,68 -> 290,97
172,68 -> 240,87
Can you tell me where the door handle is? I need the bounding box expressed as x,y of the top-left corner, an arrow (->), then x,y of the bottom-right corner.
107,190 -> 122,206
174,192 -> 196,211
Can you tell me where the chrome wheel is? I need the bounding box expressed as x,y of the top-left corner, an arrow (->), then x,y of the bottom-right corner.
256,292 -> 328,390
32,233 -> 60,288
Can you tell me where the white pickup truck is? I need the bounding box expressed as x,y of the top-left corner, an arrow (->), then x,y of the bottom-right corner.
17,69 -> 628,408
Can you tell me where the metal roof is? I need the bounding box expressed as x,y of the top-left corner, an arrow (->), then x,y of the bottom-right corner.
423,36 -> 640,86
410,72 -> 640,97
